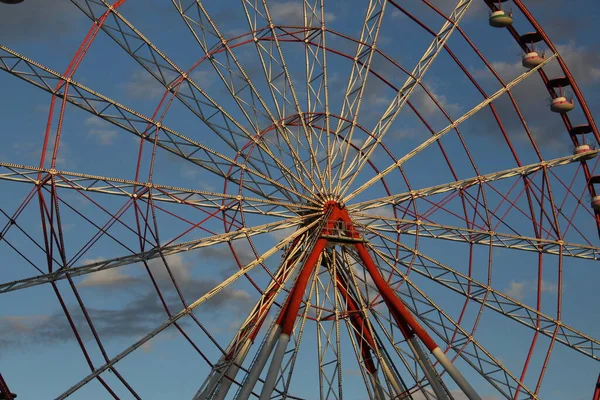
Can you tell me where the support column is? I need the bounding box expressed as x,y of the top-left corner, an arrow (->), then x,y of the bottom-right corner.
407,337 -> 449,400
199,236 -> 306,400
368,372 -> 386,400
335,272 -> 404,397
237,325 -> 281,400
257,237 -> 329,399
259,333 -> 290,400
336,209 -> 482,400
212,339 -> 252,400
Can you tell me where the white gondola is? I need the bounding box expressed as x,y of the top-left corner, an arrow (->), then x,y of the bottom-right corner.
522,51 -> 545,68
550,96 -> 575,113
489,10 -> 513,27
574,144 -> 596,160
591,195 -> 600,210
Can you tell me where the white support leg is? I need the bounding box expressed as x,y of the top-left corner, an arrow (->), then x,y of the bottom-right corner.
368,371 -> 386,400
259,333 -> 290,400
379,353 -> 405,398
237,326 -> 281,400
432,347 -> 482,400
195,354 -> 228,400
408,337 -> 450,400
212,338 -> 252,400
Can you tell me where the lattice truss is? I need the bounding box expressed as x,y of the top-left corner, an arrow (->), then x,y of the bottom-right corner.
0,0 -> 599,399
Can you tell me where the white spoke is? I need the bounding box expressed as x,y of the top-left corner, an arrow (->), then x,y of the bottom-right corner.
0,162 -> 318,217
332,0 -> 387,195
55,218 -> 320,399
196,230 -> 316,399
0,45 -> 315,205
73,0 -> 308,203
241,0 -> 325,189
0,215 -> 314,294
353,213 -> 600,260
349,136 -> 587,213
343,53 -> 558,202
1,1 -> 597,398
338,0 -> 473,198
172,0 -> 319,197
304,0 -> 333,191
368,230 -> 600,361
370,245 -> 537,399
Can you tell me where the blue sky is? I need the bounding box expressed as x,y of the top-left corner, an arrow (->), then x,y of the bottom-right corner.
0,0 -> 599,399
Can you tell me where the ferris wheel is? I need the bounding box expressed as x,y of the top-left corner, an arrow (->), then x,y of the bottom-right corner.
0,0 -> 599,399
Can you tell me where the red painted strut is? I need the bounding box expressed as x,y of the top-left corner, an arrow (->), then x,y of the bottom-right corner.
335,272 -> 378,374
0,373 -> 15,400
276,204 -> 440,350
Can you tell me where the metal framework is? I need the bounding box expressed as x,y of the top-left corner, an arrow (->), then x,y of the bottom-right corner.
0,0 -> 599,399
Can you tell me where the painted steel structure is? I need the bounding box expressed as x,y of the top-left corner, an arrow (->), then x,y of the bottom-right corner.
0,0 -> 599,399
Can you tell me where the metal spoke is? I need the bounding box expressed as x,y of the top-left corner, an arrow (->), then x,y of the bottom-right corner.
0,215 -> 314,294
343,53 -> 558,203
337,248 -> 410,399
368,229 -> 600,361
304,0 -> 333,192
331,0 -> 387,195
72,0 -> 310,203
171,0 -> 319,197
241,0 -> 325,188
349,150 -> 596,212
55,218 -> 320,399
338,0 -> 472,198
314,250 -> 346,400
0,162 -> 316,218
1,0 -> 597,398
273,253 -> 320,398
370,245 -> 537,399
352,213 -> 600,261
0,45 -> 315,206
195,228 -> 319,399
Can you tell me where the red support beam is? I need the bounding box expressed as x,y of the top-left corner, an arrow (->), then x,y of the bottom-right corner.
0,373 -> 15,400
335,272 -> 378,374
336,207 -> 439,351
276,206 -> 342,335
277,237 -> 329,335
593,373 -> 600,400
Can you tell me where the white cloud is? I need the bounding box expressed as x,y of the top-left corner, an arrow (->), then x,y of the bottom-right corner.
269,226 -> 297,242
120,70 -> 165,100
505,281 -> 526,301
388,127 -> 423,141
390,9 -> 405,19
84,116 -> 118,146
504,279 -> 560,301
190,69 -> 213,89
80,257 -> 137,288
472,42 -> 600,88
555,42 -> 600,85
0,315 -> 51,333
268,2 -> 336,26
148,253 -> 190,283
410,84 -> 461,119
467,41 -> 600,148
472,41 -> 600,86
541,280 -> 559,294
0,0 -> 80,42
